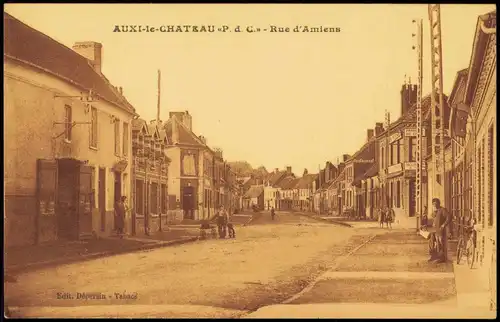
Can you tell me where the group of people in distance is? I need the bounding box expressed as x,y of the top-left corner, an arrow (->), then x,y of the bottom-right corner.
378,206 -> 396,229
211,205 -> 235,239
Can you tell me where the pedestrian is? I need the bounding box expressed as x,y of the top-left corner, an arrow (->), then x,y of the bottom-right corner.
216,205 -> 227,239
387,207 -> 395,229
271,207 -> 276,221
379,208 -> 385,228
114,196 -> 127,239
421,206 -> 429,230
431,198 -> 451,263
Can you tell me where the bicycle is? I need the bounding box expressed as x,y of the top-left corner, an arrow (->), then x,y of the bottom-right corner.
456,223 -> 477,268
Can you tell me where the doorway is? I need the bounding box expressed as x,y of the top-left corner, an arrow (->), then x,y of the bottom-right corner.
114,172 -> 122,230
57,159 -> 78,240
99,168 -> 106,232
409,179 -> 416,217
183,186 -> 195,220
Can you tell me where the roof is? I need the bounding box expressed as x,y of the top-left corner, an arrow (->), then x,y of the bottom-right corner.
448,69 -> 470,138
267,171 -> 288,187
280,177 -> 301,190
3,12 -> 135,114
243,185 -> 264,198
347,138 -> 377,164
464,10 -> 496,106
297,174 -> 318,189
277,177 -> 294,189
163,117 -> 208,147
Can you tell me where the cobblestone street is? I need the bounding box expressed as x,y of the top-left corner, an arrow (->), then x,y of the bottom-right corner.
5,213 -> 372,317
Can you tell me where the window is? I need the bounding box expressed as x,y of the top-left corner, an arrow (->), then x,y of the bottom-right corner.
114,120 -> 120,156
488,125 -> 494,226
409,137 -> 417,162
64,105 -> 72,141
396,181 -> 401,208
90,167 -> 96,209
90,106 -> 98,148
151,182 -> 158,214
381,147 -> 385,169
123,122 -> 129,156
396,140 -> 401,164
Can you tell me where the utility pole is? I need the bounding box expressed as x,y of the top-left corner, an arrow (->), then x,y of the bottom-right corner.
428,4 -> 446,203
384,110 -> 391,209
156,70 -> 161,122
157,69 -> 162,232
412,18 -> 424,231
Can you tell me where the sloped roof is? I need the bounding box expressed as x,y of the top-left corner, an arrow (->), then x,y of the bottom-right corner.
163,117 -> 207,147
267,171 -> 288,187
281,177 -> 301,190
244,185 -> 264,198
297,174 -> 318,189
132,119 -> 148,132
348,138 -> 376,163
3,12 -> 135,114
277,177 -> 294,189
449,69 -> 470,138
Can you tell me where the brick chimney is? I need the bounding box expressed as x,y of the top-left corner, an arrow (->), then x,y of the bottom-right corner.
367,129 -> 375,141
171,116 -> 179,144
169,111 -> 192,131
72,41 -> 102,74
286,166 -> 292,174
303,168 -> 308,176
343,154 -> 351,162
275,168 -> 279,173
375,122 -> 384,136
401,83 -> 418,116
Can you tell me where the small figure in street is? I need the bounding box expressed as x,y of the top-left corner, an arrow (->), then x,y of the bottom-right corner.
114,196 -> 127,239
421,206 -> 429,230
271,207 -> 276,221
379,208 -> 385,228
431,198 -> 451,263
227,222 -> 236,238
216,205 -> 228,239
386,207 -> 395,229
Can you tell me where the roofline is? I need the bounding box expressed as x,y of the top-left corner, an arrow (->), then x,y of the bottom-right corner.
5,54 -> 139,117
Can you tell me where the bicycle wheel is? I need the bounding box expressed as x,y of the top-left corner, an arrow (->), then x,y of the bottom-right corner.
466,238 -> 476,269
456,237 -> 464,264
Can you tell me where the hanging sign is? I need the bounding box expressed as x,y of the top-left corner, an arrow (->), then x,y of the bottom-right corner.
389,132 -> 402,143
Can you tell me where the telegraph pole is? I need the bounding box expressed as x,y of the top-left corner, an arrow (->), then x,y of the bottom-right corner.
428,4 -> 446,203
412,19 -> 424,230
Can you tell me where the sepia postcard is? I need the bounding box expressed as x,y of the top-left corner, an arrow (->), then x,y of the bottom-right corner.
3,3 -> 497,319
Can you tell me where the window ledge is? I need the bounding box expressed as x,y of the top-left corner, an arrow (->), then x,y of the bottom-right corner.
90,146 -> 98,151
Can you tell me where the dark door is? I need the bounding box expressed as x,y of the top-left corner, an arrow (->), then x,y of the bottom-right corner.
409,179 -> 416,217
183,186 -> 195,219
57,159 -> 78,240
98,168 -> 106,232
114,172 -> 122,230
36,159 -> 58,244
78,165 -> 93,239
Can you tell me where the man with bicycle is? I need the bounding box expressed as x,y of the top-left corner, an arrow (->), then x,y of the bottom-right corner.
429,198 -> 451,263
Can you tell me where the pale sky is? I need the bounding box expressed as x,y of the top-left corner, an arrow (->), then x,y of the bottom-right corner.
4,4 -> 496,175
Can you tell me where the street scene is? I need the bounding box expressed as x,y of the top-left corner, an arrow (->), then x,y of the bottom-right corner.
3,4 -> 497,319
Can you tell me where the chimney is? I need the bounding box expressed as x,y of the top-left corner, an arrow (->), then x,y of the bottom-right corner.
303,168 -> 308,176
171,116 -> 179,144
375,122 -> 384,136
367,129 -> 375,141
401,82 -> 418,116
286,166 -> 292,174
169,111 -> 192,131
275,168 -> 279,173
343,154 -> 351,162
119,87 -> 123,95
72,41 -> 102,74
199,135 -> 206,145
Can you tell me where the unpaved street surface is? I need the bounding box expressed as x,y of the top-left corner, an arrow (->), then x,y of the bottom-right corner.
5,213 -> 375,317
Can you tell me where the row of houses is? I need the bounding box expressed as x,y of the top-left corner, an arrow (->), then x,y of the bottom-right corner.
238,9 -> 495,287
4,12 -> 242,247
313,10 -> 495,285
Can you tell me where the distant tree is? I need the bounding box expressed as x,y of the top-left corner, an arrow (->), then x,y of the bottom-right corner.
227,161 -> 254,177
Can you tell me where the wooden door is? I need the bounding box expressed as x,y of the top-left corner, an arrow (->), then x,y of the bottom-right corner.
36,159 -> 58,244
98,168 -> 106,232
78,164 -> 93,239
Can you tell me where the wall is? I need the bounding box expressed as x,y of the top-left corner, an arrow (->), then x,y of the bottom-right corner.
166,147 -> 181,201
4,60 -> 134,246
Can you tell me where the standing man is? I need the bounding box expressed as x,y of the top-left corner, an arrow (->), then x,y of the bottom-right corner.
115,196 -> 127,239
431,198 -> 451,263
271,207 -> 276,221
216,205 -> 227,239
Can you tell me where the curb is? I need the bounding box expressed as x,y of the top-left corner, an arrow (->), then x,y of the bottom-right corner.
294,212 -> 353,228
5,237 -> 198,275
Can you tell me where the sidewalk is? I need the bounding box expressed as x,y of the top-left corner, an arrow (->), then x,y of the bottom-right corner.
5,229 -> 199,274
